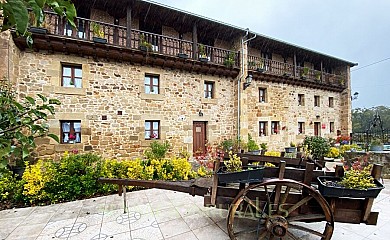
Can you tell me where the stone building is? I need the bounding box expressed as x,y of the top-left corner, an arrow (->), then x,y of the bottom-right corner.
0,0 -> 356,159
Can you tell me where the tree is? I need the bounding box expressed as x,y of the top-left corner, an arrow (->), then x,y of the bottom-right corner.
0,79 -> 60,169
352,106 -> 390,132
1,0 -> 76,45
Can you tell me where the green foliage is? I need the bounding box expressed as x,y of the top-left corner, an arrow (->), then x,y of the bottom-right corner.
91,22 -> 104,38
198,44 -> 206,57
144,141 -> 170,160
247,134 -> 259,151
139,34 -> 153,51
0,168 -> 24,207
1,0 -> 77,45
223,52 -> 235,67
340,167 -> 376,190
225,151 -> 242,172
0,80 -> 60,167
352,106 -> 390,132
303,136 -> 330,160
260,143 -> 268,151
219,139 -> 233,151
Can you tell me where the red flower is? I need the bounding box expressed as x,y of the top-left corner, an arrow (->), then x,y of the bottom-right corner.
69,134 -> 76,140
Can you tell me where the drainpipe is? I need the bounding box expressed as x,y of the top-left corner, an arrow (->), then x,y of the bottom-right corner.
237,29 -> 256,140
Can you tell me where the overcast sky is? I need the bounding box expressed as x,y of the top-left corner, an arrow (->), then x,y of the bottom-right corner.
153,0 -> 390,109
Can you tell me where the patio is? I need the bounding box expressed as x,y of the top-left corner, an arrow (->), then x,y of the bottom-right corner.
1,180 -> 389,240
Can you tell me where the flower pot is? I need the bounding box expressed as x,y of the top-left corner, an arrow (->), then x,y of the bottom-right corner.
93,37 -> 107,44
285,147 -> 297,153
217,166 -> 264,184
256,67 -> 265,73
199,57 -> 209,63
247,150 -> 260,155
30,27 -> 48,34
177,53 -> 188,59
370,145 -> 384,151
317,176 -> 384,198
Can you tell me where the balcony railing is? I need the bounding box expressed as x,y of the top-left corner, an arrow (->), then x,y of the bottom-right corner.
38,11 -> 345,87
248,55 -> 346,87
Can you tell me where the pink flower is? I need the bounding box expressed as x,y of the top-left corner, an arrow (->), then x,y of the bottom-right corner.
69,134 -> 76,140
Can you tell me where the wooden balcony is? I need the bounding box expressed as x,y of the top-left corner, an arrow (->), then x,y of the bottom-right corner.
12,11 -> 347,91
248,55 -> 347,91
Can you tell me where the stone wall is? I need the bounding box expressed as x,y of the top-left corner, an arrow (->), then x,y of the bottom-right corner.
17,51 -> 237,159
245,79 -> 344,151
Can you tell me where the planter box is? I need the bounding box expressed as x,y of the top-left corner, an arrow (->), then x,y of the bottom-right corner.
370,145 -> 384,151
177,53 -> 188,59
217,166 -> 264,184
93,37 -> 107,44
285,147 -> 297,153
256,67 -> 265,73
247,150 -> 260,155
30,27 -> 48,34
317,176 -> 384,198
199,57 -> 209,63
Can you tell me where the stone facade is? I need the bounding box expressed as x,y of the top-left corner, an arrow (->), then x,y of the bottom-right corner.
0,3 -> 353,160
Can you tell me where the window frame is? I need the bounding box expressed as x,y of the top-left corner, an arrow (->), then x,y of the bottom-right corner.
271,121 -> 280,135
259,121 -> 267,136
330,122 -> 335,133
145,120 -> 160,140
204,81 -> 214,99
329,97 -> 334,108
314,95 -> 320,107
60,120 -> 81,144
298,94 -> 305,106
259,88 -> 267,103
62,64 -> 82,88
144,74 -> 160,94
298,122 -> 305,134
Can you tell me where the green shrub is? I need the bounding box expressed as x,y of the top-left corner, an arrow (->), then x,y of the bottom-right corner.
144,141 -> 170,160
247,134 -> 259,151
303,136 -> 330,160
0,169 -> 24,208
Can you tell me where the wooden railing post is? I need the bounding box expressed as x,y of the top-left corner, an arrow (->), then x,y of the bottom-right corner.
192,23 -> 198,59
126,5 -> 132,48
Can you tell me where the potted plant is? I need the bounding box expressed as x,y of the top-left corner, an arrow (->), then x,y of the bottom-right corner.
260,143 -> 268,155
285,142 -> 297,153
177,52 -> 188,59
91,22 -> 107,44
217,152 -> 264,184
315,72 -> 321,81
28,11 -> 49,34
248,61 -> 256,69
256,61 -> 265,72
318,162 -> 384,198
301,67 -> 309,80
138,34 -> 153,52
247,134 -> 260,154
370,138 -> 383,151
223,52 -> 235,68
303,136 -> 330,160
198,44 -> 208,62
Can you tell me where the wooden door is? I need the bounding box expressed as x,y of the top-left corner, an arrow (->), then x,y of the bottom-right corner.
314,122 -> 320,136
193,121 -> 207,155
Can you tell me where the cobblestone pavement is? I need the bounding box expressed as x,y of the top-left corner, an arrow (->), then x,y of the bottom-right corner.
1,180 -> 389,240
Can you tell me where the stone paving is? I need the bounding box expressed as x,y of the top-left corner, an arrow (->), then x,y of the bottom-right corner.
0,180 -> 389,240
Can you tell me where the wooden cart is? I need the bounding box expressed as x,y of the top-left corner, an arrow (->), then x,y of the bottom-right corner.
98,155 -> 384,240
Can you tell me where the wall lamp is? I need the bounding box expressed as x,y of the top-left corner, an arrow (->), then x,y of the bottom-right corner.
243,75 -> 253,90
351,92 -> 359,101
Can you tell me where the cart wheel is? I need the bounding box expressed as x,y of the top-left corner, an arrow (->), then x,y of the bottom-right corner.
227,178 -> 334,240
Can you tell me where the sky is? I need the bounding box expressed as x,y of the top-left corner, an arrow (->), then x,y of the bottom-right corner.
152,0 -> 390,109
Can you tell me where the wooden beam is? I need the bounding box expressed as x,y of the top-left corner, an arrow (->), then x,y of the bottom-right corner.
126,5 -> 132,48
192,22 -> 198,60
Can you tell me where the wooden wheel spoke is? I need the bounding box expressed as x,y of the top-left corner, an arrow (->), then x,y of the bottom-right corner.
286,195 -> 313,215
233,228 -> 257,237
280,186 -> 291,205
273,184 -> 282,211
286,230 -> 299,240
243,196 -> 268,218
287,214 -> 326,222
257,228 -> 269,240
289,223 -> 325,238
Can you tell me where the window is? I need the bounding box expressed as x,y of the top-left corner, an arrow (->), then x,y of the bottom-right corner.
330,122 -> 335,133
259,121 -> 267,136
329,97 -> 334,108
204,81 -> 214,99
298,94 -> 305,106
62,65 -> 82,88
271,121 -> 280,135
145,120 -> 160,139
314,96 -> 320,107
145,75 -> 159,94
298,122 -> 305,134
61,121 -> 81,144
259,88 -> 267,103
